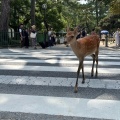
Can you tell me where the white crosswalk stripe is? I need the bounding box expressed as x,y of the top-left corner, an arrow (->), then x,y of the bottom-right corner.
0,47 -> 120,120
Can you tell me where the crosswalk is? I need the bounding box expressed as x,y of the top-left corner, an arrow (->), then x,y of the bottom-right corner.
0,46 -> 120,120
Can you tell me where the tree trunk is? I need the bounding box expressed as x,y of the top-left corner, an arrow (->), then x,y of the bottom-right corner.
95,0 -> 98,26
0,0 -> 11,32
31,0 -> 35,25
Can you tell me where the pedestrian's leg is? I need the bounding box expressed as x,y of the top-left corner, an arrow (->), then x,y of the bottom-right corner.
48,39 -> 51,47
21,39 -> 24,48
31,38 -> 33,47
23,38 -> 25,47
31,38 -> 34,48
20,40 -> 22,48
20,38 -> 23,48
118,37 -> 120,47
35,38 -> 37,49
33,38 -> 37,49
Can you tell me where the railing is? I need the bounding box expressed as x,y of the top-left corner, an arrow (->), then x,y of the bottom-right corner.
0,32 -> 48,47
0,32 -> 20,47
0,31 -> 66,48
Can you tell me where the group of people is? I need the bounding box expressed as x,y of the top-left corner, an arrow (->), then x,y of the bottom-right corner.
19,24 -> 37,49
76,27 -> 98,40
113,28 -> 120,47
76,28 -> 87,40
19,24 -> 57,49
47,28 -> 56,47
19,24 -> 120,49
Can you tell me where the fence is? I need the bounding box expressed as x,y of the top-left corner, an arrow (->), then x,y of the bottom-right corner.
0,32 -> 20,47
0,32 -> 49,48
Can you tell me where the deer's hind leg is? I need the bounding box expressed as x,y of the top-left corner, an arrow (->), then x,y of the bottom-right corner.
91,54 -> 95,77
81,63 -> 85,84
95,51 -> 99,77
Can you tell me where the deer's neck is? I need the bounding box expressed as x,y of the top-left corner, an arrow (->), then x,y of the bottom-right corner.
70,38 -> 82,59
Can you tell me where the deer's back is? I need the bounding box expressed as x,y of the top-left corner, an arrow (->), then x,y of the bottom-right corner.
73,35 -> 100,58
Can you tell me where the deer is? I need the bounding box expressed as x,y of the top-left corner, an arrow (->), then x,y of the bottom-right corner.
66,27 -> 100,93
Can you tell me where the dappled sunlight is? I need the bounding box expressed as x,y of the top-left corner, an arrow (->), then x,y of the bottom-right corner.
98,61 -> 120,65
46,97 -> 69,108
11,77 -> 28,84
44,59 -> 58,64
44,96 -> 81,114
95,93 -> 119,100
0,59 -> 27,65
0,96 -> 8,104
0,65 -> 25,69
0,94 -> 120,119
87,98 -> 118,110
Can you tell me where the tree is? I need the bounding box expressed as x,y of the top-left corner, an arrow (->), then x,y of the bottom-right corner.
109,0 -> 120,15
9,0 -> 32,32
31,0 -> 36,25
0,0 -> 11,31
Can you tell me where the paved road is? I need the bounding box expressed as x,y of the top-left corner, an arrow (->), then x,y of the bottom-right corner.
0,45 -> 120,120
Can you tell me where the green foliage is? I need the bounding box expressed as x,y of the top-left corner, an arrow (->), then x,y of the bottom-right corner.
98,0 -> 120,31
2,0 -> 119,33
10,0 -> 31,30
109,0 -> 120,15
99,14 -> 120,32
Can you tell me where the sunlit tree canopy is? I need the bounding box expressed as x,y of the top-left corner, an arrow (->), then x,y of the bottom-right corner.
109,0 -> 120,15
0,0 -> 120,32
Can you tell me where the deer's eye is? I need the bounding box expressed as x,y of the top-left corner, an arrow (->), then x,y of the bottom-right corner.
71,36 -> 74,38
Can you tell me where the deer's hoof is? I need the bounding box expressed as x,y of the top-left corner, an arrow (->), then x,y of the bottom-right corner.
95,75 -> 98,78
74,88 -> 78,93
91,74 -> 94,77
82,81 -> 85,84
74,90 -> 78,93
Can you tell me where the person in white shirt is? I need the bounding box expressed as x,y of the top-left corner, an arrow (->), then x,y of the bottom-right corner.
114,28 -> 120,47
30,25 -> 37,49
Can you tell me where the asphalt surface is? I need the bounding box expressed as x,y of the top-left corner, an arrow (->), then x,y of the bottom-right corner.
0,43 -> 120,120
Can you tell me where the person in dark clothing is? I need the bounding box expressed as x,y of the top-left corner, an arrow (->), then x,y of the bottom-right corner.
19,24 -> 25,47
24,29 -> 29,48
76,31 -> 81,40
51,32 -> 56,45
81,28 -> 87,38
48,28 -> 53,47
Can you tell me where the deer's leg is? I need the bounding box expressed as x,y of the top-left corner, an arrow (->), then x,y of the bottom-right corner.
91,54 -> 95,77
95,52 -> 99,77
82,64 -> 85,84
95,56 -> 98,77
74,60 -> 83,93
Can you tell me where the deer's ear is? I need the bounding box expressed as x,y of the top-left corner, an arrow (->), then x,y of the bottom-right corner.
66,27 -> 70,32
74,27 -> 78,34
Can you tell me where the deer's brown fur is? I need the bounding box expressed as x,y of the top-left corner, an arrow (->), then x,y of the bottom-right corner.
66,27 -> 100,93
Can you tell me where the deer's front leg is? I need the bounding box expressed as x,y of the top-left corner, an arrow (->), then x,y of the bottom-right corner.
91,54 -> 95,77
95,56 -> 98,77
74,60 -> 83,93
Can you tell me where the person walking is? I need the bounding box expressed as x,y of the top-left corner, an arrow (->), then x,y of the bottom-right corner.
51,32 -> 57,45
48,28 -> 53,47
76,31 -> 81,40
101,34 -> 106,45
19,24 -> 25,48
114,28 -> 120,47
24,28 -> 29,48
30,25 -> 37,49
81,28 -> 87,38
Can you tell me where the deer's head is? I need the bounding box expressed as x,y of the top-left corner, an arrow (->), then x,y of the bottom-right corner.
66,27 -> 78,44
